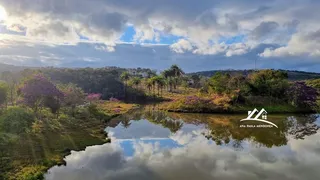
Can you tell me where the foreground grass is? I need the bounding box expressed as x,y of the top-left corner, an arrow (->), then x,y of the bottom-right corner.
1,101 -> 137,180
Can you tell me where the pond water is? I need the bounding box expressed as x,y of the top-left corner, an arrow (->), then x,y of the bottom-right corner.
45,108 -> 320,180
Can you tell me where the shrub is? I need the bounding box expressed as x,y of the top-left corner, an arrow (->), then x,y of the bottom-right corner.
86,93 -> 102,103
109,97 -> 120,102
287,82 -> 318,109
212,94 -> 232,109
0,107 -> 35,134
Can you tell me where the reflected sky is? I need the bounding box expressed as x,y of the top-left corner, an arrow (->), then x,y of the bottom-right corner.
45,113 -> 320,180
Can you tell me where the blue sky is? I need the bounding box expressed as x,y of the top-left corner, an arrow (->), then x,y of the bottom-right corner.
120,26 -> 182,45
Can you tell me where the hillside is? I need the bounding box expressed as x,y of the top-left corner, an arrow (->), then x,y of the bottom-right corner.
190,69 -> 320,81
0,63 -> 29,73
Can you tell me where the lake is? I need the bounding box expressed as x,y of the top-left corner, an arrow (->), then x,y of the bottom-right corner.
45,107 -> 320,180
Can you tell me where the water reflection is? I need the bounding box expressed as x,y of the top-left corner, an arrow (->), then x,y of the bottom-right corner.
45,109 -> 320,180
109,109 -> 319,148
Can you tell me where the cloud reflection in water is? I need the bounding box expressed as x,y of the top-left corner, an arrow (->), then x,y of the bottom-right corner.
45,128 -> 320,180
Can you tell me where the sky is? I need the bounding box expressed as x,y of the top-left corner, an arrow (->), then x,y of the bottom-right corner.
0,0 -> 319,72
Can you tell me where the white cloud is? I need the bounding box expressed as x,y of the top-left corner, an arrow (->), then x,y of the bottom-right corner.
170,39 -> 193,53
0,0 -> 319,69
0,0 -> 319,51
226,43 -> 249,57
94,44 -> 116,52
260,30 -> 320,57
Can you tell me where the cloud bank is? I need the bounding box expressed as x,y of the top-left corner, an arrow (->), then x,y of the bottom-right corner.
0,0 -> 319,71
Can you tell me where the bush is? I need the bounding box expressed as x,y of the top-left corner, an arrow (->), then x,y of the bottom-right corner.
0,107 -> 35,134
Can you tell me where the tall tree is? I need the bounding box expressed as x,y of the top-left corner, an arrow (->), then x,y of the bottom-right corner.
146,79 -> 153,94
130,77 -> 142,89
170,64 -> 184,89
120,71 -> 131,99
162,70 -> 173,92
1,71 -> 18,106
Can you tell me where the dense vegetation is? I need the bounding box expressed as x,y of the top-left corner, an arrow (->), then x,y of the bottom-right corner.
0,72 -> 137,179
190,69 -> 320,81
158,69 -> 319,113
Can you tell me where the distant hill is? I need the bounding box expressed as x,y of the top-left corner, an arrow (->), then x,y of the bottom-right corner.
1,63 -> 320,81
189,69 -> 320,81
0,63 -> 29,73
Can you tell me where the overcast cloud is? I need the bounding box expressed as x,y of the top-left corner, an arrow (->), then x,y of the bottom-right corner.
0,0 -> 319,71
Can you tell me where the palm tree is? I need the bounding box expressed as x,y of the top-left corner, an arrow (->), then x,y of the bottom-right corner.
162,69 -> 174,92
120,71 -> 130,99
149,76 -> 166,96
169,65 -> 185,89
146,79 -> 153,94
131,77 -> 141,89
156,76 -> 166,96
148,77 -> 157,96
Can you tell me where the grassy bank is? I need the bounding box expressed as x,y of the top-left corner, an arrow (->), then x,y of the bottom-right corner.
0,101 -> 137,180
157,88 -> 318,114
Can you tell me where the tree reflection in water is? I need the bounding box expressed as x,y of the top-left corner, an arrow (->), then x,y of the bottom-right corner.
108,107 -> 319,149
287,114 -> 319,139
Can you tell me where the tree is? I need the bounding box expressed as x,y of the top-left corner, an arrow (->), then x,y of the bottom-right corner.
146,69 -> 157,78
155,76 -> 166,96
60,83 -> 86,117
248,70 -> 289,98
146,79 -> 153,94
148,77 -> 157,96
129,77 -> 141,89
169,65 -> 184,89
287,82 -> 318,109
19,74 -> 64,116
1,71 -> 18,106
162,70 -> 174,91
149,76 -> 166,96
120,71 -> 131,99
190,74 -> 201,88
0,81 -> 8,108
208,72 -> 231,94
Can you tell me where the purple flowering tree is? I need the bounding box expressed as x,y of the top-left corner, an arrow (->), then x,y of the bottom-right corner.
287,82 -> 318,109
19,74 -> 64,115
86,93 -> 102,104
